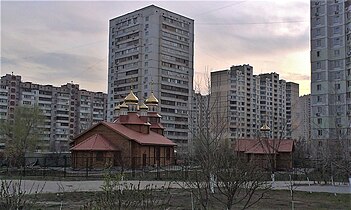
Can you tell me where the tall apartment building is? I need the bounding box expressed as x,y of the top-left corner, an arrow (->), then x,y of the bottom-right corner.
211,65 -> 260,140
107,5 -> 194,153
189,92 -> 209,153
211,64 -> 294,142
296,94 -> 311,144
310,0 -> 351,153
258,73 -> 287,139
0,85 -> 8,120
0,74 -> 107,152
286,82 -> 300,139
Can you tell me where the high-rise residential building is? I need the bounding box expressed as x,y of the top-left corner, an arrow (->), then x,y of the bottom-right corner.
258,73 -> 287,139
211,65 -> 260,140
107,5 -> 194,153
310,0 -> 351,154
211,64 -> 293,142
286,82 -> 300,139
0,74 -> 107,152
296,94 -> 311,144
189,92 -> 209,153
0,85 -> 8,120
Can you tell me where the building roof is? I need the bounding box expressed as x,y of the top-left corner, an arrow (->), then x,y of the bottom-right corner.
70,134 -> 118,151
150,123 -> 165,129
124,90 -> 138,103
233,139 -> 294,154
73,121 -> 175,147
102,122 -> 175,146
145,92 -> 159,104
120,101 -> 128,109
139,102 -> 148,110
120,112 -> 151,125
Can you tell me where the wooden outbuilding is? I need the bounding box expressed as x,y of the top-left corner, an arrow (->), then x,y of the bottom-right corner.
233,139 -> 295,171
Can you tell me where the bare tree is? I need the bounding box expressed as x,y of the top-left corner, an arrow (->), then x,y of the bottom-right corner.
0,105 -> 44,166
0,177 -> 44,209
179,73 -> 269,209
213,147 -> 269,210
83,174 -> 172,210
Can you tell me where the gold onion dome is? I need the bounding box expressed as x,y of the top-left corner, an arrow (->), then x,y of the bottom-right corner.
119,102 -> 128,109
145,92 -> 159,104
139,102 -> 148,110
260,124 -> 270,132
124,90 -> 139,103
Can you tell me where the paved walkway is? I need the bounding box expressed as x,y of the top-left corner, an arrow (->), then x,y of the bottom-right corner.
7,180 -> 351,194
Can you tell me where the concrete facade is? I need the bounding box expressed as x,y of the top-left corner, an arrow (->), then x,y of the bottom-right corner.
107,5 -> 194,153
296,94 -> 311,146
0,74 -> 107,152
211,64 -> 295,142
310,0 -> 351,154
286,82 -> 300,139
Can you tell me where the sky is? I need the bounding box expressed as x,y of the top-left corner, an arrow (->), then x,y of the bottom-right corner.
1,0 -> 310,95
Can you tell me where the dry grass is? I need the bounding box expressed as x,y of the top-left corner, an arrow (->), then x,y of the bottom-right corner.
29,189 -> 350,210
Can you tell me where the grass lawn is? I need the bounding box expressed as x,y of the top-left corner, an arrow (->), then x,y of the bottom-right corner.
30,189 -> 350,210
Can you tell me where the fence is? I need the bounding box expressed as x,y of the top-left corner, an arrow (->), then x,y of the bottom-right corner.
0,155 -> 349,183
0,155 -> 190,180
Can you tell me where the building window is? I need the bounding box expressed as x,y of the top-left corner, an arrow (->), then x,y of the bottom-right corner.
318,129 -> 323,136
317,84 -> 321,91
316,28 -> 321,36
337,95 -> 341,101
316,39 -> 322,47
334,49 -> 340,56
96,152 -> 104,161
317,118 -> 322,124
316,62 -> 321,69
316,17 -> 321,25
317,106 -> 322,113
317,95 -> 322,102
333,16 -> 340,23
317,51 -> 320,57
166,148 -> 171,160
145,16 -> 149,21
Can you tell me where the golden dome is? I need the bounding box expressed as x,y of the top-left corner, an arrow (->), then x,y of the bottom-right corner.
124,90 -> 138,103
260,124 -> 270,132
119,102 -> 128,109
145,92 -> 159,104
139,102 -> 148,110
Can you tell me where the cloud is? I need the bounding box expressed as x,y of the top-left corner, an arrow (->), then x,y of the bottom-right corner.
1,1 -> 310,94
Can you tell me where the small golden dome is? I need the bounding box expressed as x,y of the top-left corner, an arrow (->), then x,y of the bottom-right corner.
139,102 -> 148,110
124,90 -> 138,103
260,124 -> 270,132
119,102 -> 128,109
145,92 -> 159,104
